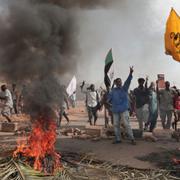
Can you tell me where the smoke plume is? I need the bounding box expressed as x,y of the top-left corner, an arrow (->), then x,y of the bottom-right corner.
0,0 -> 78,119
33,0 -> 111,9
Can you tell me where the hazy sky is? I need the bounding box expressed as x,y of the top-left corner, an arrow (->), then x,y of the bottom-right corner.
0,0 -> 179,89
75,0 -> 180,89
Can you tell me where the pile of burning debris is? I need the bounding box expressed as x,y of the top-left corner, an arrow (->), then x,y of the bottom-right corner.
0,119 -> 180,180
12,118 -> 62,175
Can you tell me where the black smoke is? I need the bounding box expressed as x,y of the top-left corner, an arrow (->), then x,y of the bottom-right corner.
0,0 -> 78,120
32,0 -> 111,9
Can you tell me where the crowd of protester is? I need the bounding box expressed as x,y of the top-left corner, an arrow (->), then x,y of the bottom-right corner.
79,67 -> 180,145
1,70 -> 179,145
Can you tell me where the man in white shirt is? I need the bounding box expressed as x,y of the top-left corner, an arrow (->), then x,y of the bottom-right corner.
0,84 -> 13,122
82,84 -> 100,125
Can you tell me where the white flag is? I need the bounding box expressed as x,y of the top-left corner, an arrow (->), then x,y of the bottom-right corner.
66,76 -> 77,97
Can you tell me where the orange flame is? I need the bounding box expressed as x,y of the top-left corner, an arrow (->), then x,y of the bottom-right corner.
13,118 -> 61,173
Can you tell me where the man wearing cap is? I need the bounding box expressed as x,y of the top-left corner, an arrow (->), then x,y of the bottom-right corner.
133,77 -> 149,131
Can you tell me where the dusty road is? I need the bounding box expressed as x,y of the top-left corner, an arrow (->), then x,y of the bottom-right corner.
0,101 -> 179,169
56,101 -> 180,169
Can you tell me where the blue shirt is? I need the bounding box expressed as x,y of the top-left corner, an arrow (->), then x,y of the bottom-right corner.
108,74 -> 132,113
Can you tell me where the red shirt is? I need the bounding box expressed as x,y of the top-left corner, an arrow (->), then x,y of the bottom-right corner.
174,96 -> 180,110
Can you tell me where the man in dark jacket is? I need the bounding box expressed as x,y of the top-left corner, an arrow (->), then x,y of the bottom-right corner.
133,77 -> 149,131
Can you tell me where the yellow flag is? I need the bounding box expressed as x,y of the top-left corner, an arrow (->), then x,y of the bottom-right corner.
165,8 -> 180,62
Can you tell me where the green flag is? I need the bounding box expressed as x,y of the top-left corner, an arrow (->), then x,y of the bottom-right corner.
104,49 -> 114,88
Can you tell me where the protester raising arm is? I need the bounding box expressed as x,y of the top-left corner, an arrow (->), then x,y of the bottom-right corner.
145,76 -> 148,89
123,66 -> 134,92
80,81 -> 86,92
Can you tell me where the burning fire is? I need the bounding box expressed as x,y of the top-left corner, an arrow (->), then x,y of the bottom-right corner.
13,118 -> 61,174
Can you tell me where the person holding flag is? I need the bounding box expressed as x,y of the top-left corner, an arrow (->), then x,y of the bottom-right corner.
103,49 -> 114,127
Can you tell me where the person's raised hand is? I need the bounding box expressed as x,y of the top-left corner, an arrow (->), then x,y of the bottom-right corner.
130,66 -> 134,74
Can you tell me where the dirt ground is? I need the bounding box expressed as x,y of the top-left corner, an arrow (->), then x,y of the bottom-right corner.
56,101 -> 180,169
0,101 -> 179,170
